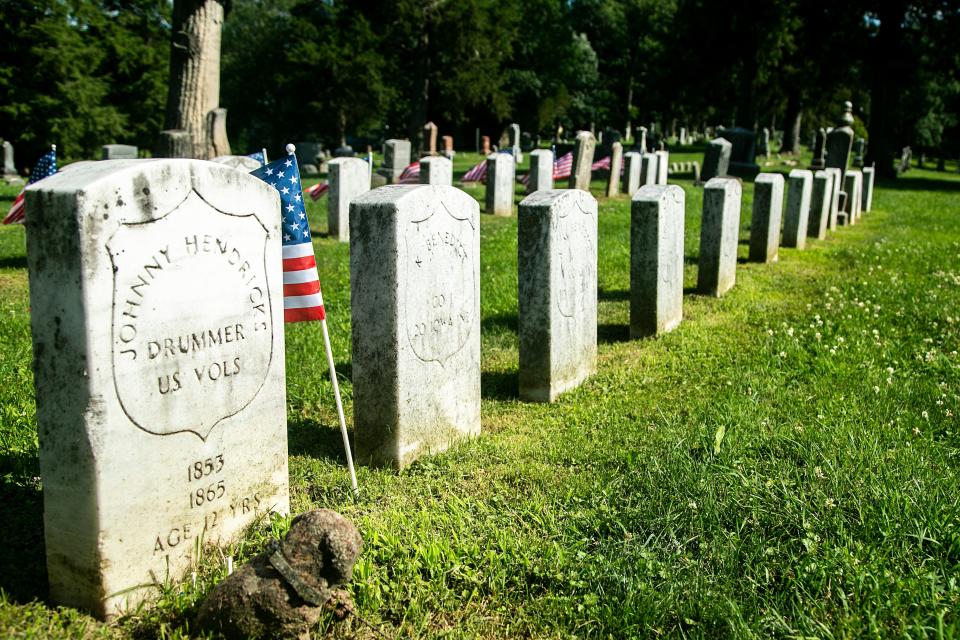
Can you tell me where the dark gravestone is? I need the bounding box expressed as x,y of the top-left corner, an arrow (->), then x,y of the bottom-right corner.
333,146 -> 355,158
853,137 -> 866,167
599,128 -> 622,158
717,127 -> 759,177
295,141 -> 325,167
810,128 -> 827,170
825,102 -> 855,184
701,137 -> 732,182
156,129 -> 192,158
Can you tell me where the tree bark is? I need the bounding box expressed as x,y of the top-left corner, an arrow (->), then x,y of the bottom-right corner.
782,90 -> 802,155
865,0 -> 907,179
164,0 -> 227,159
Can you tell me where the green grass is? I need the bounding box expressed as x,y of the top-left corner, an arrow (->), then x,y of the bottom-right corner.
1,156 -> 959,638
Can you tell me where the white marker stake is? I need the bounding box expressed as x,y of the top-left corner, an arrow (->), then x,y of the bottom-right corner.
285,143 -> 359,498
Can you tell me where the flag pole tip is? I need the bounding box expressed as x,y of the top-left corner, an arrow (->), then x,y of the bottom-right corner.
285,143 -> 296,155
51,144 -> 56,151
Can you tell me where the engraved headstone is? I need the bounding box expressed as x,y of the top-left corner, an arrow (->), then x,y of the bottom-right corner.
485,153 -> 515,216
329,157 -> 372,242
623,152 -> 642,196
606,142 -> 623,197
518,189 -> 597,401
748,173 -> 785,263
782,169 -> 813,249
825,168 -> 842,231
2,139 -> 14,175
862,165 -> 875,212
420,155 -> 453,186
101,144 -> 138,160
702,138 -> 732,182
697,177 -> 742,297
528,149 -> 554,193
843,169 -> 863,224
349,185 -> 480,468
25,159 -> 289,618
378,139 -> 411,184
655,150 -> 669,185
569,131 -> 596,191
807,170 -> 832,240
640,153 -> 658,186
631,185 -> 684,337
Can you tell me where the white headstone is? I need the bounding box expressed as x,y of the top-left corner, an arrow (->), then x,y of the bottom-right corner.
528,149 -> 554,193
631,185 -> 684,337
569,131 -> 596,191
782,169 -> 813,248
748,173 -> 785,263
697,177 -> 742,297
102,144 -> 138,160
510,123 -> 522,164
844,169 -> 863,223
24,159 -> 289,618
640,153 -> 658,186
329,157 -> 372,242
606,141 -> 623,197
419,155 -> 453,186
379,139 -> 411,183
349,185 -> 480,468
518,189 -> 597,401
623,152 -> 642,196
655,150 -> 669,185
862,165 -> 875,212
807,170 -> 832,240
825,167 -> 842,231
485,153 -> 515,216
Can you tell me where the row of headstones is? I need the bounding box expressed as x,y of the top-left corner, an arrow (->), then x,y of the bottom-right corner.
23,151 -> 875,616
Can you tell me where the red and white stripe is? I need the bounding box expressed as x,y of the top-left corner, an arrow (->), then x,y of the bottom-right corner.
308,181 -> 329,201
461,160 -> 487,183
553,152 -> 573,180
398,161 -> 421,184
591,156 -> 611,171
282,242 -> 326,323
2,192 -> 25,225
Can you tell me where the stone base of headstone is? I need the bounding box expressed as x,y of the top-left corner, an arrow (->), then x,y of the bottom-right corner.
102,144 -> 138,160
156,129 -> 193,159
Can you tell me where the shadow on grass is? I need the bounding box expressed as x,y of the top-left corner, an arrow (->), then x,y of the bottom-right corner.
0,480 -> 47,603
287,418 -> 352,463
598,288 -> 629,302
482,369 -> 518,400
0,255 -> 27,270
878,175 -> 960,193
482,313 -> 518,334
598,323 -> 630,343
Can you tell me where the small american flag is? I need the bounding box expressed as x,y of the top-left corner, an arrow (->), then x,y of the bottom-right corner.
552,152 -> 573,180
250,152 -> 325,323
3,147 -> 57,225
461,159 -> 487,183
247,150 -> 266,166
591,156 -> 611,171
308,182 -> 329,201
397,160 -> 420,184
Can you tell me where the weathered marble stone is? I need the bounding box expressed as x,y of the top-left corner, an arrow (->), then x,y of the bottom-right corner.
748,173 -> 785,263
782,169 -> 813,249
349,185 -> 480,468
212,155 -> 262,172
24,159 -> 289,618
862,165 -> 875,212
811,128 -> 827,170
757,127 -> 770,158
419,156 -> 452,186
329,158 -> 372,242
623,152 -> 642,196
702,138 -> 732,181
655,150 -> 669,185
510,123 -> 522,163
640,153 -> 658,186
517,189 -> 597,401
528,149 -> 554,193
485,153 -> 515,216
442,135 -> 454,159
825,168 -> 842,231
637,126 -> 648,152
156,129 -> 192,158
807,170 -> 832,240
481,136 -> 491,155
569,131 -> 596,191
606,142 -> 623,197
102,144 -> 138,160
852,137 -> 866,167
630,185 -> 684,337
843,169 -> 863,223
423,121 -> 438,155
697,177 -> 742,297
679,127 -> 688,145
207,108 -> 231,157
2,139 -> 14,175
378,139 -> 411,184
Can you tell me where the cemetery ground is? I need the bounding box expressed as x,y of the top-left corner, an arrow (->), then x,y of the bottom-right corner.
1,153 -> 959,638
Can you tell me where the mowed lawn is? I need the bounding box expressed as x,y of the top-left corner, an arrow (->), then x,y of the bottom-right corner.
1,153 -> 959,638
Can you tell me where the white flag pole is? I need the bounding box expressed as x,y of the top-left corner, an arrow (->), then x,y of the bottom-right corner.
286,143 -> 359,499
262,147 -> 269,164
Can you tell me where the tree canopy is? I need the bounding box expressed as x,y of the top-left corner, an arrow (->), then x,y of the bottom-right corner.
0,0 -> 957,175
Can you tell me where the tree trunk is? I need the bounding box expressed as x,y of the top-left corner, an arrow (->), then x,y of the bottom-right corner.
865,0 -> 907,179
735,55 -> 758,129
782,90 -> 802,155
625,79 -> 633,142
164,0 -> 226,159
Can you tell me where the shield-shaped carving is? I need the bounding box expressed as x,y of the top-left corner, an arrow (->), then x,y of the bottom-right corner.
555,204 -> 595,319
107,190 -> 274,440
403,200 -> 476,366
